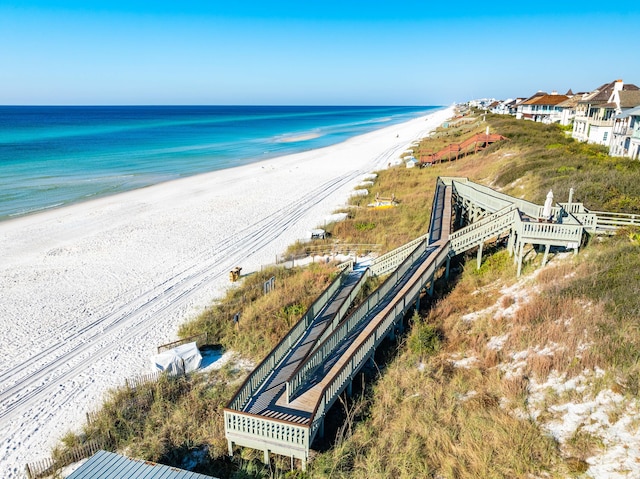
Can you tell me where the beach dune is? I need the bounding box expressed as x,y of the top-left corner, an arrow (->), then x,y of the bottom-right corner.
0,107 -> 452,478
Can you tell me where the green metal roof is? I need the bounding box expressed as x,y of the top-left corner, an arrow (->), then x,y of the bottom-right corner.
66,450 -> 218,479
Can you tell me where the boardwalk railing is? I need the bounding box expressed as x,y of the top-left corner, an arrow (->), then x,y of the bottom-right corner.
286,236 -> 432,402
229,265 -> 354,411
515,216 -> 583,244
451,179 -> 512,214
308,243 -> 452,442
224,410 -> 309,462
312,268 -> 373,353
449,204 -> 518,255
591,210 -> 640,233
370,234 -> 428,276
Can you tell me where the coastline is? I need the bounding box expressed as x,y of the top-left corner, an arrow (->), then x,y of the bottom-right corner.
0,106 -> 453,478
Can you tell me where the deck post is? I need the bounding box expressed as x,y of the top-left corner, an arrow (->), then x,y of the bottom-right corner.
319,418 -> 325,439
415,293 -> 421,312
264,449 -> 270,465
347,380 -> 353,397
542,243 -> 551,267
445,256 -> 451,279
227,440 -> 234,457
476,242 -> 483,270
507,232 -> 515,256
517,241 -> 525,277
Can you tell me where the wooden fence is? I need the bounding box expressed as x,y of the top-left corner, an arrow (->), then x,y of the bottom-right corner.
157,332 -> 208,354
25,435 -> 113,479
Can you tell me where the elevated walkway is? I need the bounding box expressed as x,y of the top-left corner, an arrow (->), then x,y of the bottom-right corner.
420,133 -> 507,165
224,176 -> 639,469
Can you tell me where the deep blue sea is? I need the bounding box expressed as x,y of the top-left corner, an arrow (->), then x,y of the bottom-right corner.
0,105 -> 438,220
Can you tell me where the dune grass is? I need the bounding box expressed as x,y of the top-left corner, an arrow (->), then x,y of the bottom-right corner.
178,263 -> 337,362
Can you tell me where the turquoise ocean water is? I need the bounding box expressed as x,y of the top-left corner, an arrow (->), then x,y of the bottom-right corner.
0,105 -> 439,220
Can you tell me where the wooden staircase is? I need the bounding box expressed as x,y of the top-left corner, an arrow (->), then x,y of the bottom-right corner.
420,133 -> 507,165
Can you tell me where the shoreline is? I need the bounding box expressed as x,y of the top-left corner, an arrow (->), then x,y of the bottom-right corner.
0,106 -> 441,223
0,106 -> 452,478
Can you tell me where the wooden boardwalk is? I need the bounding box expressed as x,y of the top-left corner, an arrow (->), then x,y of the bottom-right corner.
277,243 -> 445,414
242,270 -> 366,423
420,133 -> 507,165
225,176 -> 625,468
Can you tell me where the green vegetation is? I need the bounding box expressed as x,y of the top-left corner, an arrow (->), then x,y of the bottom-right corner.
54,112 -> 640,478
486,115 -> 640,210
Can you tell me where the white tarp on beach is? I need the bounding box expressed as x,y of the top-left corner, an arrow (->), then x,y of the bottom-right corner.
150,342 -> 202,375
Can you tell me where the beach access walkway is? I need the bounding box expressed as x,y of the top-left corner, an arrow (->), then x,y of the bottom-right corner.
224,176 -> 640,469
420,132 -> 507,165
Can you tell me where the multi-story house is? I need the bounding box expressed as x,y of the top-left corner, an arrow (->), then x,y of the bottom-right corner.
571,79 -> 640,146
516,92 -> 569,123
610,105 -> 640,159
631,108 -> 640,160
491,99 -> 513,115
556,93 -> 586,126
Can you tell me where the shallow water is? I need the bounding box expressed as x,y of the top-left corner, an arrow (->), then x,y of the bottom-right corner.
0,105 -> 438,220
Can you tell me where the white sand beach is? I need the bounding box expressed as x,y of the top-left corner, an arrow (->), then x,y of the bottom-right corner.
0,107 -> 452,478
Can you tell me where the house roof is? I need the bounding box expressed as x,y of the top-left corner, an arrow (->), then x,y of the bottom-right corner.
521,94 -> 569,106
619,90 -> 640,108
67,450 -> 219,479
579,80 -> 640,104
557,96 -> 582,108
615,105 -> 640,119
520,91 -> 547,103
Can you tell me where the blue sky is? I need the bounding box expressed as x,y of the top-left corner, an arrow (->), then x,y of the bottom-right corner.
1,1 -> 639,105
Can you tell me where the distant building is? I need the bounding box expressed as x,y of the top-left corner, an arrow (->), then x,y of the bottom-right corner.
572,79 -> 640,146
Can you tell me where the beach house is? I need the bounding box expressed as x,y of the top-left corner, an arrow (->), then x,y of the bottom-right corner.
556,92 -> 586,126
610,105 -> 640,159
516,92 -> 569,123
571,79 -> 640,146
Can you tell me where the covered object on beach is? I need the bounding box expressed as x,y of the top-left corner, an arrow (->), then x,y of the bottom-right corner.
67,450 -> 218,478
150,341 -> 202,374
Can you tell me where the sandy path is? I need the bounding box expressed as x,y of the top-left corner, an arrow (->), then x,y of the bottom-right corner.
0,107 -> 452,478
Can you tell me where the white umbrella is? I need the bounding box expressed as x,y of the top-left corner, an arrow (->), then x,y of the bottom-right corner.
542,189 -> 554,220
